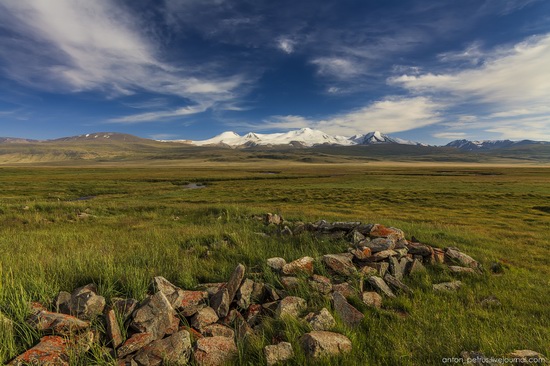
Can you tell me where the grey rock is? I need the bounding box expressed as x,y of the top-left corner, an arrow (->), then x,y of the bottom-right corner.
177,290 -> 208,317
363,238 -> 395,253
210,288 -> 230,318
433,281 -> 462,292
367,276 -> 396,298
361,262 -> 389,277
370,250 -> 398,261
332,282 -> 355,298
130,291 -> 179,339
190,307 -> 219,333
448,265 -> 476,274
322,254 -> 356,276
331,292 -> 364,327
202,323 -> 235,338
133,330 -> 192,366
281,226 -> 293,236
280,276 -> 301,290
445,248 -> 480,270
264,342 -> 295,366
301,331 -> 352,358
276,296 -> 307,318
282,256 -> 314,276
304,308 -> 336,331
351,230 -> 366,245
383,274 -> 412,295
194,336 -> 237,366
70,284 -> 106,320
53,291 -> 71,314
267,257 -> 286,271
308,275 -> 332,294
226,264 -> 246,304
361,291 -> 383,308
148,276 -> 185,308
406,258 -> 425,275
236,279 -> 254,309
112,298 -> 138,321
117,332 -> 155,359
406,242 -> 433,256
105,308 -> 123,348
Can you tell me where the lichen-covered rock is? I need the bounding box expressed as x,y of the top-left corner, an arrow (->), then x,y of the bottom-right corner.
322,254 -> 356,276
193,336 -> 237,366
370,250 -> 398,262
282,256 -> 314,276
280,276 -> 301,290
191,307 -> 219,333
8,336 -> 70,366
433,281 -> 462,292
177,290 -> 208,316
132,330 -> 192,366
117,333 -> 155,358
406,242 -> 433,256
70,284 -> 106,320
363,238 -> 395,253
105,309 -> 123,348
304,308 -> 336,331
331,292 -> 364,327
266,213 -> 283,225
202,323 -> 235,338
309,275 -> 332,294
332,282 -> 355,298
148,276 -> 185,308
361,291 -> 382,308
276,296 -> 307,318
300,331 -> 352,359
28,309 -> 90,335
367,276 -> 396,298
369,225 -> 405,241
130,291 -> 179,339
264,342 -> 294,366
350,247 -> 372,261
267,257 -> 286,271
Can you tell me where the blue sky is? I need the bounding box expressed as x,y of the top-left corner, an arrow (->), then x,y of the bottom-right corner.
0,0 -> 549,144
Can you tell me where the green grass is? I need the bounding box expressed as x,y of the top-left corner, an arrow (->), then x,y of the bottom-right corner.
0,162 -> 549,365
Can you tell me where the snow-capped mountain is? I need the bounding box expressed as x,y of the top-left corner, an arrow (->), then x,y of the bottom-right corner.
166,128 -> 422,148
446,139 -> 549,151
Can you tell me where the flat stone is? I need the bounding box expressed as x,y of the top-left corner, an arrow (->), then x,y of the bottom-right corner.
331,292 -> 364,327
264,342 -> 295,366
202,323 -> 235,338
28,309 -> 90,335
194,336 -> 237,366
301,331 -> 352,359
445,248 -> 480,270
267,257 -> 286,271
282,256 -> 315,276
236,279 -> 254,309
70,284 -> 106,320
370,250 -> 398,261
8,336 -> 69,366
383,274 -> 412,295
332,282 -> 355,298
191,307 -> 219,333
367,276 -> 396,298
448,266 -> 476,274
322,254 -> 356,276
276,296 -> 307,318
177,290 -> 208,316
105,309 -> 123,348
308,275 -> 332,294
130,291 -> 179,339
363,238 -> 395,253
133,330 -> 192,366
406,242 -> 433,256
433,281 -> 462,292
361,291 -> 382,308
210,288 -> 230,318
117,333 -> 155,358
148,276 -> 185,309
369,224 -> 405,241
304,308 -> 336,331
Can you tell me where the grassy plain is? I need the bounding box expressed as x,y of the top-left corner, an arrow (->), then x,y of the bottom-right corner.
0,161 -> 549,365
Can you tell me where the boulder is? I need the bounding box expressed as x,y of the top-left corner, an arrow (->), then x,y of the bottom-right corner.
236,279 -> 254,309
177,290 -> 208,317
267,257 -> 286,271
133,330 -> 192,366
445,248 -> 480,270
190,307 -> 219,333
322,254 -> 356,276
148,276 -> 185,308
130,291 -> 179,339
383,274 -> 412,295
361,292 -> 382,309
264,342 -> 295,366
70,284 -> 106,320
300,331 -> 352,358
282,256 -> 315,276
276,296 -> 307,318
105,309 -> 123,348
304,308 -> 336,331
331,292 -> 364,327
202,324 -> 235,338
117,333 -> 155,358
308,275 -> 332,294
363,238 -> 395,253
28,309 -> 90,335
433,281 -> 462,292
210,288 -> 230,318
193,336 -> 237,366
367,276 -> 396,298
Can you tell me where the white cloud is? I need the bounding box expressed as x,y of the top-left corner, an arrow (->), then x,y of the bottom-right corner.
310,57 -> 363,79
0,0 -> 248,123
437,41 -> 484,64
432,132 -> 467,139
277,37 -> 296,54
390,33 -> 550,140
108,104 -> 210,124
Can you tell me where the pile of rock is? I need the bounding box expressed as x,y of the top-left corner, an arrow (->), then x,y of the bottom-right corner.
4,218 -> 506,366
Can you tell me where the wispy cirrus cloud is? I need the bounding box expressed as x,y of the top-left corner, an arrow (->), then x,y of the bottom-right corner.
390,33 -> 550,140
0,0 -> 249,123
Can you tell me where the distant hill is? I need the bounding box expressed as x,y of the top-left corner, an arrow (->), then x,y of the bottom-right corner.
50,132 -> 152,143
446,139 -> 549,151
0,137 -> 38,143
